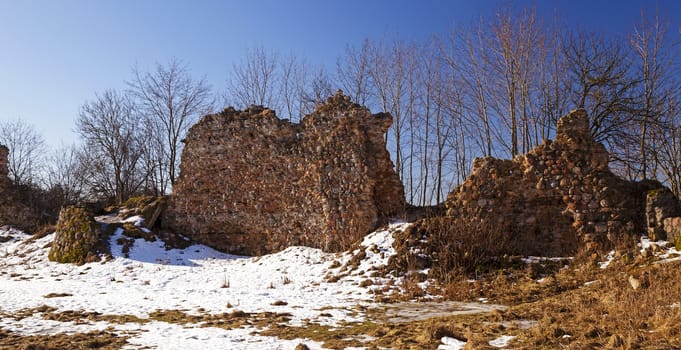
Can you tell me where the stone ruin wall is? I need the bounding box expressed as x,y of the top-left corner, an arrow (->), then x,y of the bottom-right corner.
446,109 -> 681,256
0,145 -> 38,230
164,92 -> 405,255
0,146 -> 9,190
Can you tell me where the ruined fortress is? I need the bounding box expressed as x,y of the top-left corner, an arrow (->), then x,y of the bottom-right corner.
164,92 -> 405,255
445,109 -> 681,255
0,145 -> 9,190
2,100 -> 680,259
164,100 -> 681,257
0,145 -> 38,230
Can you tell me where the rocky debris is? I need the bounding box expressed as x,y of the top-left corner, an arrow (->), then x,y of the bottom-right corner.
48,207 -> 100,264
445,109 -> 681,256
628,275 -> 641,291
164,91 -> 405,255
96,199 -> 193,253
117,196 -> 167,229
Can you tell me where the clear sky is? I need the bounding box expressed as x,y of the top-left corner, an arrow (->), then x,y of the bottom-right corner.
1,0 -> 680,147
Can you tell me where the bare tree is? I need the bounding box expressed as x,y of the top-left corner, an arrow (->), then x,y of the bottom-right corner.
630,11 -> 677,179
656,97 -> 681,197
536,13 -> 570,141
446,21 -> 495,158
227,46 -> 280,110
487,7 -> 545,156
566,31 -> 639,141
302,65 -> 334,114
43,143 -> 87,206
77,90 -> 145,204
367,38 -> 413,183
280,54 -> 311,122
336,40 -> 372,106
0,118 -> 46,186
138,115 -> 169,195
128,58 -> 213,192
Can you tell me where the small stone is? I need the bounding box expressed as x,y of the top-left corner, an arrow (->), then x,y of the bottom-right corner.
607,334 -> 624,348
628,275 -> 641,290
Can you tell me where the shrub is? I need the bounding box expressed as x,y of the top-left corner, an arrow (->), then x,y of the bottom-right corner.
389,217 -> 516,283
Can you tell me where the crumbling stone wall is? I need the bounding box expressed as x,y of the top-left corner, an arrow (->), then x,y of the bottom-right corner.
0,145 -> 38,230
646,188 -> 681,250
0,145 -> 9,190
164,92 -> 405,255
446,109 -> 681,256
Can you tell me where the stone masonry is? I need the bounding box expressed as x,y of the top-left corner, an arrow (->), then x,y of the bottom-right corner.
0,145 -> 9,190
445,109 -> 681,256
0,145 -> 38,230
164,92 -> 405,255
48,206 -> 100,264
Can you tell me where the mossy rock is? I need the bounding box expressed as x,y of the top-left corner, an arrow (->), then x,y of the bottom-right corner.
122,195 -> 156,209
48,206 -> 99,264
139,197 -> 166,227
122,223 -> 156,242
119,195 -> 166,228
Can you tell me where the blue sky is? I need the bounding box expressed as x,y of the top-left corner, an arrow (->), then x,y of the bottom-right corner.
1,0 -> 680,147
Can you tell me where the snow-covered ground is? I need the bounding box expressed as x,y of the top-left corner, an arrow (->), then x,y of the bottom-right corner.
0,221 -> 420,349
6,216 -> 674,349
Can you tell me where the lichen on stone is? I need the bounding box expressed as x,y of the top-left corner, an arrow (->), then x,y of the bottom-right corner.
48,206 -> 100,264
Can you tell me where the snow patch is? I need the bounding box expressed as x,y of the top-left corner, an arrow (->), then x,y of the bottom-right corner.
599,251 -> 615,269
489,335 -> 515,348
439,336 -> 467,350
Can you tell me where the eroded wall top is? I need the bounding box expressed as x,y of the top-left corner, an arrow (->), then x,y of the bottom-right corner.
446,109 -> 681,256
164,91 -> 405,255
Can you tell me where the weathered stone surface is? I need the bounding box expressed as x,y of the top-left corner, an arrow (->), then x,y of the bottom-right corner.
121,196 -> 166,229
164,91 -> 405,255
663,217 -> 681,247
48,206 -> 100,264
445,109 -> 680,256
0,145 -> 9,190
646,188 -> 681,240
